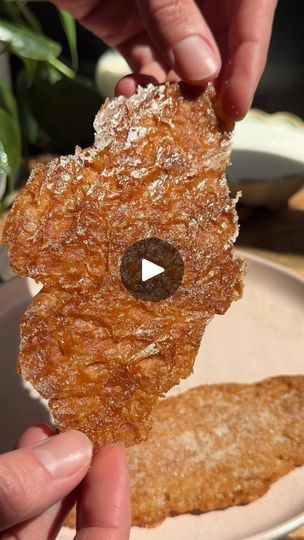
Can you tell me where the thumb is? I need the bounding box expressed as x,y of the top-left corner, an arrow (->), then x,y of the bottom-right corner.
0,430 -> 92,531
136,0 -> 221,83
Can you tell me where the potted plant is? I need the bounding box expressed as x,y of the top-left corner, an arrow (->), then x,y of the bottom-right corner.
0,0 -> 102,280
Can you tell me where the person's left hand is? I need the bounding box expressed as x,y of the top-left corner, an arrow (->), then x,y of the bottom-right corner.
0,424 -> 131,539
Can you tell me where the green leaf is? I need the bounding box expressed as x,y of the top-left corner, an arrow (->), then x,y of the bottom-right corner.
0,108 -> 21,188
0,171 -> 7,203
58,9 -> 78,71
23,57 -> 38,85
16,69 -> 40,146
0,19 -> 61,60
0,78 -> 18,122
29,76 -> 102,154
0,139 -> 10,175
0,82 -> 21,190
2,189 -> 18,210
47,64 -> 63,84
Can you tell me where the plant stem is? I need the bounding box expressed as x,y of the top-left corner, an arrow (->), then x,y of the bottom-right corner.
49,57 -> 75,79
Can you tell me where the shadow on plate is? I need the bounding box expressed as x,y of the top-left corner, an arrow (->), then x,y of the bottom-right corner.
229,150 -> 304,181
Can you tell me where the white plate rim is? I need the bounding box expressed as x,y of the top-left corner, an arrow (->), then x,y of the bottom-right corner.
237,249 -> 304,286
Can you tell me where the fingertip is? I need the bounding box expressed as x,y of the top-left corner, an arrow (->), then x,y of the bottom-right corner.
32,430 -> 93,478
179,81 -> 210,100
93,442 -> 129,474
0,430 -> 93,530
170,35 -> 221,85
178,73 -> 220,87
231,108 -> 248,122
77,441 -> 131,532
65,430 -> 94,458
220,80 -> 251,121
96,441 -> 128,461
17,423 -> 55,448
115,74 -> 159,97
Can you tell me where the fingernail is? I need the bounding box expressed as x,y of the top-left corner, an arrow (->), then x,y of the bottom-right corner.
33,430 -> 92,477
170,35 -> 219,81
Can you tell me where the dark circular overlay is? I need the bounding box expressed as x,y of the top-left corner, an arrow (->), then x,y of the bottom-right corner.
120,238 -> 184,302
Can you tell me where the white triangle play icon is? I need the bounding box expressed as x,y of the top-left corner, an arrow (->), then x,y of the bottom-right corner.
141,258 -> 164,282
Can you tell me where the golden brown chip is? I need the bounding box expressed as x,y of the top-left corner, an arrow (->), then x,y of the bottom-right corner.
3,83 -> 245,448
65,376 -> 304,529
128,376 -> 304,526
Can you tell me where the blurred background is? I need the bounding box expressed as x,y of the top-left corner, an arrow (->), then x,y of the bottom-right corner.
254,0 -> 304,116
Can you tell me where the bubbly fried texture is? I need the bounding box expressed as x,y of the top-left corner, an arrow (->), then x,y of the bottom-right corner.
65,376 -> 304,529
3,83 -> 245,448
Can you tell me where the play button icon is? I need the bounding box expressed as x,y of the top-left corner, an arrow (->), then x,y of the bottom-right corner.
142,259 -> 164,282
120,238 -> 184,302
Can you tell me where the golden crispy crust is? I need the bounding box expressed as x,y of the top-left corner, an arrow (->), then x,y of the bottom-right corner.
65,376 -> 304,529
3,83 -> 245,448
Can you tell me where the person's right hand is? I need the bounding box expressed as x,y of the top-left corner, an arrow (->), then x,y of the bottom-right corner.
52,0 -> 277,119
0,424 -> 131,539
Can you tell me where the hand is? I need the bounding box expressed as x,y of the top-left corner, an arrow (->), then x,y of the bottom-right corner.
0,424 -> 131,539
52,0 -> 277,119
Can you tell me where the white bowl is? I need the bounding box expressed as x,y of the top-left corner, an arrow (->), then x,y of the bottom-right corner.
95,48 -> 131,98
229,109 -> 304,209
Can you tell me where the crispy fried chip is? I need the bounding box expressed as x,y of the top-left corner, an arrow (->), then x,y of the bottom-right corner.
65,376 -> 304,528
128,376 -> 304,526
3,83 -> 245,448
